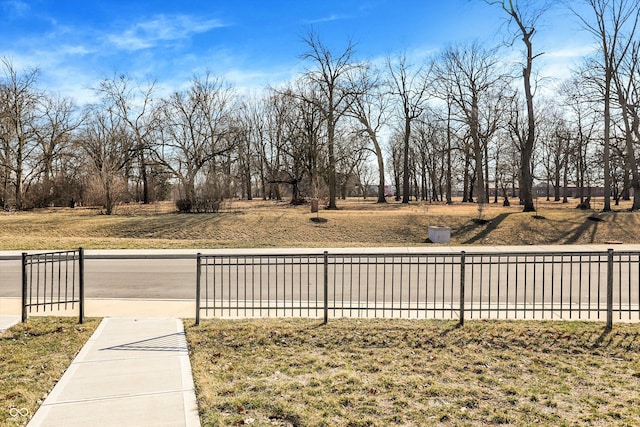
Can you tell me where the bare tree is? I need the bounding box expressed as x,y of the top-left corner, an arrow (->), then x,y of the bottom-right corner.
97,74 -> 157,204
436,43 -> 508,210
301,31 -> 359,209
430,87 -> 468,205
155,73 -> 234,210
484,0 -> 550,212
387,132 -> 404,201
81,106 -> 133,215
493,127 -> 519,205
537,106 -> 572,202
0,58 -> 40,209
0,83 -> 14,208
612,40 -> 640,210
271,85 -> 322,204
354,155 -> 376,199
387,53 -> 432,204
560,72 -> 600,206
570,0 -> 640,211
445,97 -> 455,204
260,84 -> 326,203
248,93 -> 284,200
336,129 -> 369,199
233,101 -> 258,200
346,63 -> 390,203
413,112 -> 448,202
32,94 -> 81,207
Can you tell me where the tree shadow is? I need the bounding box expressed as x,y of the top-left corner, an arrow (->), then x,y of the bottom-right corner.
591,327 -> 612,348
560,217 -> 599,244
100,332 -> 187,352
458,213 -> 514,244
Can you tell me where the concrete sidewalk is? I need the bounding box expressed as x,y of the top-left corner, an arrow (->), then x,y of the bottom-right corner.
27,317 -> 200,427
0,315 -> 19,333
1,297 -> 196,318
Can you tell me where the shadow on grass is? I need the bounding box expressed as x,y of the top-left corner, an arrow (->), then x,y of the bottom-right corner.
592,327 -> 612,348
556,216 -> 600,244
455,213 -> 514,244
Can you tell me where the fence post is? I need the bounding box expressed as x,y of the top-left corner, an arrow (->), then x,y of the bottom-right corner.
78,248 -> 84,324
459,251 -> 466,326
323,251 -> 329,325
21,252 -> 27,323
195,253 -> 202,325
606,248 -> 614,331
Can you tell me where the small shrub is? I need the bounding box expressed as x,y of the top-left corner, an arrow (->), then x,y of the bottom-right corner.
175,199 -> 193,213
175,198 -> 221,213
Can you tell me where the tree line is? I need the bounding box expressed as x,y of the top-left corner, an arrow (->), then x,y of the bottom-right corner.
1,0 -> 639,214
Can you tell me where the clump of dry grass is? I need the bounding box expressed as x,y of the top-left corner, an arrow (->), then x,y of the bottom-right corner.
0,198 -> 638,250
0,318 -> 99,426
186,319 -> 640,426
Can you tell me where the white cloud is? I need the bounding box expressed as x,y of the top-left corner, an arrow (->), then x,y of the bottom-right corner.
106,14 -> 228,52
1,0 -> 30,17
304,14 -> 346,24
545,44 -> 597,60
223,67 -> 297,95
58,44 -> 94,56
535,43 -> 598,86
42,68 -> 97,104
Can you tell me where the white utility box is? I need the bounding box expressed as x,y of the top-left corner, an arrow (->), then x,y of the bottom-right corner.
428,226 -> 451,243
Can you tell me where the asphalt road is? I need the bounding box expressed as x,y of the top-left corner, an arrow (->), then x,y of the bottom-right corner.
0,258 -> 197,299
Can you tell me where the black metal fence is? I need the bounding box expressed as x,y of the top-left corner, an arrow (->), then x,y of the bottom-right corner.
195,249 -> 640,326
21,248 -> 84,323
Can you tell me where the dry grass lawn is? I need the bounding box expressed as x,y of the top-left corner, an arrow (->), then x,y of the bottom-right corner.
0,197 -> 638,250
186,319 -> 640,426
0,318 -> 99,426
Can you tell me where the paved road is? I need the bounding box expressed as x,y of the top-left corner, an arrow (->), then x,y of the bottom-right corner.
0,258 -> 196,299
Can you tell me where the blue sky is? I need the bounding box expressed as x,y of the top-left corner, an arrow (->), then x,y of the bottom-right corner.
0,0 -> 594,104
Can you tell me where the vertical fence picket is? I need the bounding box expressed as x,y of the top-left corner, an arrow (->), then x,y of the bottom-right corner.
195,253 -> 201,325
323,251 -> 329,324
459,251 -> 466,326
607,248 -> 614,330
21,253 -> 27,323
78,248 -> 84,324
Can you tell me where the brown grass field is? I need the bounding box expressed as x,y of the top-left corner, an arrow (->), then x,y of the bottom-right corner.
186,319 -> 640,426
0,197 -> 638,250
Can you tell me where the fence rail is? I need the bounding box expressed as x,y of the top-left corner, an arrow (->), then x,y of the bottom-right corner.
195,249 -> 640,326
21,248 -> 84,323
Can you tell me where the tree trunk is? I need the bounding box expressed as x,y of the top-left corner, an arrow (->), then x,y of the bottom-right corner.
371,133 -> 387,204
401,116 -> 411,204
471,96 -> 486,208
517,15 -> 537,212
484,136 -> 490,204
493,148 -> 499,204
603,68 -> 612,212
327,111 -> 337,209
554,167 -> 561,201
463,148 -> 471,202
446,105 -> 453,204
15,136 -> 24,210
139,147 -> 149,204
246,170 -> 253,201
563,162 -> 569,204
